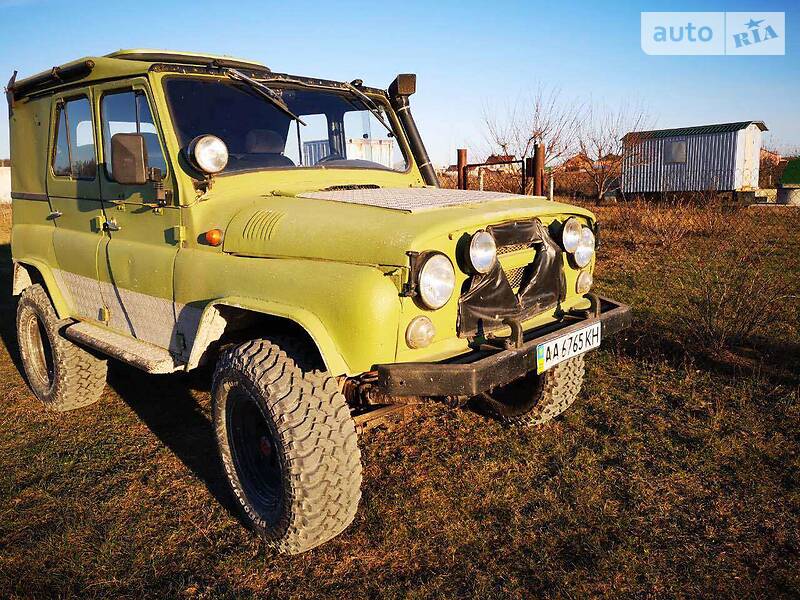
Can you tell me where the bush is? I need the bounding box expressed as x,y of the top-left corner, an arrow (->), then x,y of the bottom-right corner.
606,198 -> 734,247
676,211 -> 800,352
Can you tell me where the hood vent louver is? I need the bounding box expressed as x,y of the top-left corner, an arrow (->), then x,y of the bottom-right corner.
242,210 -> 285,241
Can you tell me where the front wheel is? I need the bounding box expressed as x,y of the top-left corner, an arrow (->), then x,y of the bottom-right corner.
478,355 -> 586,426
212,338 -> 362,554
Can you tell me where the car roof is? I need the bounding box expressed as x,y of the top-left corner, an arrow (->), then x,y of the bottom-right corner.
8,49 -> 271,100
8,49 -> 389,105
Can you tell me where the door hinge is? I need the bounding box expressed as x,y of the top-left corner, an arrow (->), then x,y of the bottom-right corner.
98,306 -> 110,323
172,225 -> 186,244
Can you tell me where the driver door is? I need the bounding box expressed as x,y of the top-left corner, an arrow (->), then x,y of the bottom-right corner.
94,79 -> 182,351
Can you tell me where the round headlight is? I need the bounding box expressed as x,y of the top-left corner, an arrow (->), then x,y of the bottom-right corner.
417,253 -> 455,310
562,217 -> 582,253
405,316 -> 436,349
189,135 -> 229,174
574,227 -> 595,268
468,230 -> 497,274
576,270 -> 593,294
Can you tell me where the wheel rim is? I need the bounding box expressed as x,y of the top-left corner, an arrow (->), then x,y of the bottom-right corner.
22,311 -> 55,393
226,386 -> 284,522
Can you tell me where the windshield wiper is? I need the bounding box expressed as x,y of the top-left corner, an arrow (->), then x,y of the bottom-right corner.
342,82 -> 392,133
225,68 -> 306,126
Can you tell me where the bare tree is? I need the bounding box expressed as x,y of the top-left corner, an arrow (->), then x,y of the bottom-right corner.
482,86 -> 585,167
576,101 -> 650,201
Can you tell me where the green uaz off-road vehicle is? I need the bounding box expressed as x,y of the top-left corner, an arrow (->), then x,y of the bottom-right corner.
7,50 -> 630,554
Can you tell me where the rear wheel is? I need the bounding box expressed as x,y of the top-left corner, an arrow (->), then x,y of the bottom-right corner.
478,355 -> 586,426
212,337 -> 362,554
16,284 -> 108,411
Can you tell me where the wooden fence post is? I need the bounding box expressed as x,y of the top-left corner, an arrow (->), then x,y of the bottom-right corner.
533,143 -> 545,196
457,148 -> 467,190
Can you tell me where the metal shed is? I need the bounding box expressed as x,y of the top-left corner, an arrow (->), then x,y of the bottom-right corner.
621,121 -> 767,195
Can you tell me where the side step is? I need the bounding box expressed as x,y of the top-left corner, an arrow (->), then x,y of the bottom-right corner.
63,321 -> 183,374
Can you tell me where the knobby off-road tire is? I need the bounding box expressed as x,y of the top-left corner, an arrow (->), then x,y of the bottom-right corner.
479,355 -> 586,426
212,338 -> 362,554
16,284 -> 108,411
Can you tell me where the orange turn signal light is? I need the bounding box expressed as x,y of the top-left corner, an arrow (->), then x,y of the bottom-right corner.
205,228 -> 223,246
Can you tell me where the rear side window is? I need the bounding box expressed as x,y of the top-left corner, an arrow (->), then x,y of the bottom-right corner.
52,97 -> 97,179
101,90 -> 167,181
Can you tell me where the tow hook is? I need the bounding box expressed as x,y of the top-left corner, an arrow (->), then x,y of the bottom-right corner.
502,317 -> 524,350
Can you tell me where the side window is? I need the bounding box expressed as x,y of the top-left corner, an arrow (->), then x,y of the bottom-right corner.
101,90 -> 167,181
664,140 -> 687,164
52,96 -> 97,179
52,105 -> 71,176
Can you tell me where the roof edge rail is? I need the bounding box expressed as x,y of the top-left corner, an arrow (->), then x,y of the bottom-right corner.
109,50 -> 271,73
9,59 -> 95,100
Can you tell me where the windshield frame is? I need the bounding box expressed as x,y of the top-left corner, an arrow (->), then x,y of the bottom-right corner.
160,73 -> 414,177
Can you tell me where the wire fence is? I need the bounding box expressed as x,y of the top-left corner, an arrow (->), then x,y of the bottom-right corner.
439,167 -> 532,195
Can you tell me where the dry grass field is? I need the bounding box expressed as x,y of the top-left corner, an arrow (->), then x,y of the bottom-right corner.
0,200 -> 798,598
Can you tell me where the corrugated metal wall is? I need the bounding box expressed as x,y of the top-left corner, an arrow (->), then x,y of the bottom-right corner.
622,131 -> 739,194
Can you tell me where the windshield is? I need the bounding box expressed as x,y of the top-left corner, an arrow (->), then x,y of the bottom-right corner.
163,77 -> 408,174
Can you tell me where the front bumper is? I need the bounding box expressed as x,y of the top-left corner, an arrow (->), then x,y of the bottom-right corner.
375,296 -> 631,397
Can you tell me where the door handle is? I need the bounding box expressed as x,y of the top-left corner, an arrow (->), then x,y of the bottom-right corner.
103,219 -> 122,232
47,210 -> 62,220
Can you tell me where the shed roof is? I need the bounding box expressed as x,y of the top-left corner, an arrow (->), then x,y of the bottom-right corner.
623,121 -> 768,142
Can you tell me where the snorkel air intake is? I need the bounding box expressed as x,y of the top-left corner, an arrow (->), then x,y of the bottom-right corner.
388,74 -> 439,187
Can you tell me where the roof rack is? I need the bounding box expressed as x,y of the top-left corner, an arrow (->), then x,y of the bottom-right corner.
106,49 -> 270,72
7,59 -> 96,101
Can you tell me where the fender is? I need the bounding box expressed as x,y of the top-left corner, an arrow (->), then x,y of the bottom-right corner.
12,259 -> 71,319
185,296 -> 350,376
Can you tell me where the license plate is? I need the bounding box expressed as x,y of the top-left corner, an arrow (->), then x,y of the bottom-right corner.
536,322 -> 601,373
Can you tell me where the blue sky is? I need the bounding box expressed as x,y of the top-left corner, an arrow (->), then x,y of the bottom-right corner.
0,0 -> 796,165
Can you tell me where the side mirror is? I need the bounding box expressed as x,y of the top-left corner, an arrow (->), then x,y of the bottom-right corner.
111,133 -> 148,185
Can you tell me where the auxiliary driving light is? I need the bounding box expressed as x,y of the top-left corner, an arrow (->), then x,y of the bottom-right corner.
574,227 -> 596,268
562,217 -> 582,253
406,316 -> 436,349
468,230 -> 497,273
189,134 -> 229,174
576,270 -> 593,294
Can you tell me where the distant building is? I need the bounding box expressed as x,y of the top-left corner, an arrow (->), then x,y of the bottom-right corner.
560,153 -> 621,173
481,154 -> 519,174
760,147 -> 781,166
302,138 -> 395,168
621,121 -> 767,195
0,162 -> 10,203
346,138 -> 394,167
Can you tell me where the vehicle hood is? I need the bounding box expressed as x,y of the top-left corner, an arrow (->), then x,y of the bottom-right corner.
221,187 -> 594,266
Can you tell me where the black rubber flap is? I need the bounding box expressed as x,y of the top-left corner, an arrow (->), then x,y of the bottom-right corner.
458,219 -> 563,337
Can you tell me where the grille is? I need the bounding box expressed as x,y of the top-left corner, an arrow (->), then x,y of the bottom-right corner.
497,242 -> 533,256
504,266 -> 526,289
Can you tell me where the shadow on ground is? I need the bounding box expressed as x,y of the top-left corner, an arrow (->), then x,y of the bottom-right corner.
106,365 -> 243,522
0,242 -> 242,523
